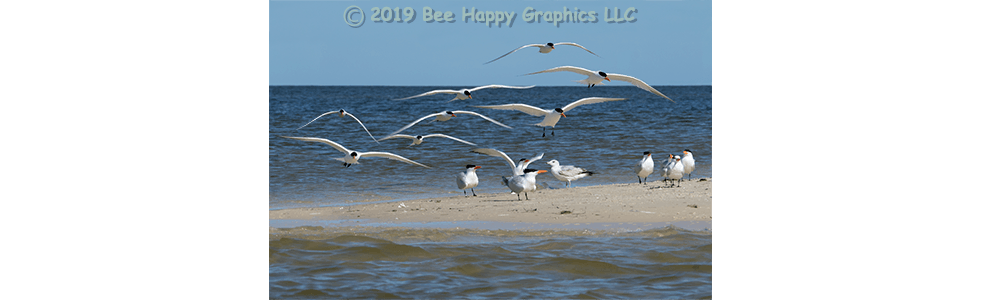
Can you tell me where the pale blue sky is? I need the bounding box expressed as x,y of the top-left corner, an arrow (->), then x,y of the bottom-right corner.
270,0 -> 711,86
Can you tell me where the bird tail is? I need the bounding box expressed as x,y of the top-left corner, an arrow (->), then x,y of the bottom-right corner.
500,176 -> 509,186
581,171 -> 595,176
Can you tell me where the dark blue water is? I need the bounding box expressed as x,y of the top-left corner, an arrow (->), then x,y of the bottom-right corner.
270,85 -> 711,209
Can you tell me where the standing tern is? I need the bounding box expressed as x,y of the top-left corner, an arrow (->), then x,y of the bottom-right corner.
524,66 -> 674,102
472,97 -> 627,137
484,42 -> 600,64
633,151 -> 655,184
296,109 -> 379,143
388,110 -> 512,137
455,165 -> 481,196
681,150 -> 696,181
659,154 -> 675,183
393,85 -> 535,102
378,133 -> 476,146
507,169 -> 549,200
664,155 -> 685,187
280,136 -> 430,168
546,159 -> 593,188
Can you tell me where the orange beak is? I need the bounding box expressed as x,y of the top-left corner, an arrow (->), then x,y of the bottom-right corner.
468,95 -> 472,99
561,113 -> 567,118
451,114 -> 457,117
340,112 -> 345,117
475,166 -> 482,169
605,77 -> 611,81
537,170 -> 548,174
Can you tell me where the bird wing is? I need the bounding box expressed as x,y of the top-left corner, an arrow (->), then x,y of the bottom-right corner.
471,148 -> 518,176
342,112 -> 379,143
561,97 -> 628,112
358,152 -> 431,168
558,165 -> 587,177
468,84 -> 536,92
453,111 -> 513,129
484,44 -> 545,64
471,104 -> 549,117
393,89 -> 460,101
526,152 -> 545,166
296,111 -> 338,130
523,65 -> 595,76
554,42 -> 601,57
606,73 -> 674,102
423,134 -> 477,146
388,112 -> 442,136
279,136 -> 350,155
377,134 -> 415,142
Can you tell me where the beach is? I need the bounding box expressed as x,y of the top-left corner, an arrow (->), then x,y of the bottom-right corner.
270,178 -> 711,227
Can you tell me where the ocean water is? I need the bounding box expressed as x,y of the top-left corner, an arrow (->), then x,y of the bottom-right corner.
269,85 -> 711,209
269,85 -> 712,298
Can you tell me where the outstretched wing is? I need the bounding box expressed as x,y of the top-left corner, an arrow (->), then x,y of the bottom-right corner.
393,89 -> 460,101
468,84 -> 536,92
387,112 -> 443,137
296,111 -> 339,130
484,44 -> 545,64
279,136 -> 351,155
453,111 -> 513,129
472,103 -> 550,117
423,134 -> 477,146
377,134 -> 415,142
554,42 -> 601,57
523,65 -> 595,76
471,148 -> 518,176
561,97 -> 628,112
359,152 -> 431,168
606,73 -> 674,102
342,112 -> 379,143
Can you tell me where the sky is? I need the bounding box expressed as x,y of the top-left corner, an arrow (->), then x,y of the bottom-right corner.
270,0 -> 711,86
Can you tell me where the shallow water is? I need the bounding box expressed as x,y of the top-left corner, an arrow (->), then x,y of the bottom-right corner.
269,85 -> 711,209
269,226 -> 712,299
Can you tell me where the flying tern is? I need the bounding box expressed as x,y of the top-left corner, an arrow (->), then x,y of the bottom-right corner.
484,42 -> 600,64
295,109 -> 379,143
280,136 -> 430,168
387,110 -> 512,137
472,97 -> 627,137
378,133 -> 476,146
393,85 -> 535,102
524,66 -> 674,102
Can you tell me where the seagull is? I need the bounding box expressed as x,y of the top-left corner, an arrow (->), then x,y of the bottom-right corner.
664,155 -> 685,187
484,42 -> 600,64
546,159 -> 593,188
378,133 -> 476,146
506,168 -> 549,200
473,97 -> 627,137
681,150 -> 696,181
455,165 -> 481,196
295,109 -> 379,143
524,66 -> 674,102
388,110 -> 512,137
633,151 -> 655,184
279,136 -> 430,168
393,85 -> 535,102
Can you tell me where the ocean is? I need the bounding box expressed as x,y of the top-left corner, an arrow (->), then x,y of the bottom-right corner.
269,85 -> 712,298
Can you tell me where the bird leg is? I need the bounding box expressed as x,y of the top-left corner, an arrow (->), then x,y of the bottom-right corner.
637,176 -> 642,184
517,193 -> 522,201
524,193 -> 529,200
463,190 -> 467,196
471,188 -> 477,197
542,127 -> 546,137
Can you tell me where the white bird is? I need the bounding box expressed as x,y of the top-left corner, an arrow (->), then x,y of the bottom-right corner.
665,155 -> 685,187
394,85 -> 535,102
455,165 -> 481,196
633,151 -> 655,184
471,148 -> 543,177
378,133 -> 476,146
546,159 -> 593,188
484,42 -> 600,64
659,154 -> 675,181
279,136 -> 430,168
506,168 -> 549,200
681,149 -> 696,181
296,109 -> 379,143
524,66 -> 674,102
388,110 -> 512,137
473,97 -> 627,137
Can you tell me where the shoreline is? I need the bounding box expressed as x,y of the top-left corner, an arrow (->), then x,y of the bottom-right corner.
270,178 -> 712,229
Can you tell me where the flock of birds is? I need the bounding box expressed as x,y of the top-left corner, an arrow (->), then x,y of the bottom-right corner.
280,42 -> 697,201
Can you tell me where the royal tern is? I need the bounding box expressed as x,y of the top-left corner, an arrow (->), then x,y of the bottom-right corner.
546,159 -> 593,188
659,154 -> 675,183
378,133 -> 476,146
664,155 -> 685,187
388,110 -> 512,137
473,97 -> 627,137
633,151 -> 655,184
524,66 -> 674,102
471,148 -> 543,177
484,42 -> 600,64
295,109 -> 379,143
279,136 -> 430,168
681,150 -> 696,181
394,85 -> 535,102
455,165 -> 481,196
506,168 -> 549,200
